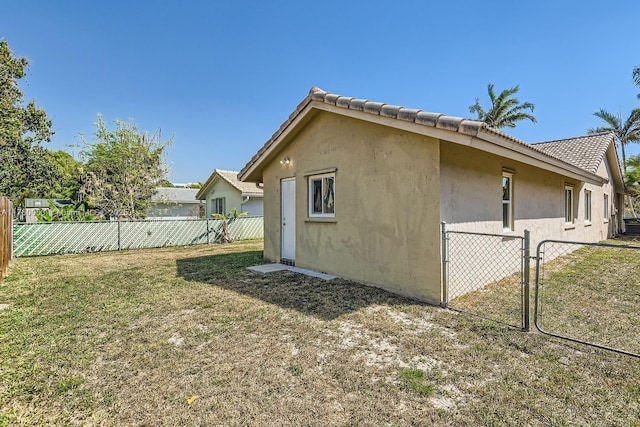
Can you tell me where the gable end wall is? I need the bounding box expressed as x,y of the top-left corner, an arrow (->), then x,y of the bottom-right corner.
262,111 -> 443,303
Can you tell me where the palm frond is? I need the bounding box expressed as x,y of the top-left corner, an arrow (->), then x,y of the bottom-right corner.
586,127 -> 612,135
470,83 -> 536,129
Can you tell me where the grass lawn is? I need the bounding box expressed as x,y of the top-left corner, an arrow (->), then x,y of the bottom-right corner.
1,240 -> 639,425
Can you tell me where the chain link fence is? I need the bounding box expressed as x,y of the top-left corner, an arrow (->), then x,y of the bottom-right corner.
442,224 -> 530,329
13,216 -> 263,257
535,240 -> 640,357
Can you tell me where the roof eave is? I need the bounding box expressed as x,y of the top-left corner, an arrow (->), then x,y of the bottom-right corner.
477,129 -> 608,185
195,171 -> 220,199
239,104 -> 319,183
606,142 -> 626,191
239,87 -> 611,186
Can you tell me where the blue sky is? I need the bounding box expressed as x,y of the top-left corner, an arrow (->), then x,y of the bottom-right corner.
2,1 -> 639,183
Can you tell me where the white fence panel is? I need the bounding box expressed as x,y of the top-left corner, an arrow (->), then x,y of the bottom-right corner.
13,216 -> 263,257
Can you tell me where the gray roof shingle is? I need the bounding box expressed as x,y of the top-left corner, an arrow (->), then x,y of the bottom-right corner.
152,187 -> 200,204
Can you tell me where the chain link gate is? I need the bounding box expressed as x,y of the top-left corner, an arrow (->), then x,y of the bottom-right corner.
535,240 -> 640,357
441,223 -> 530,330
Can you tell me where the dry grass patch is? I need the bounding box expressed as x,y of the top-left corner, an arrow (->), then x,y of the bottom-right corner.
536,241 -> 640,355
1,240 -> 639,425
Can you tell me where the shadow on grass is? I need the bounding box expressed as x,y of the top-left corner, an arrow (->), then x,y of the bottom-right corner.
447,274 -> 525,330
176,251 -> 417,320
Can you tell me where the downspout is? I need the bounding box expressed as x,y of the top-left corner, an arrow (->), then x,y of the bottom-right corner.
241,196 -> 250,210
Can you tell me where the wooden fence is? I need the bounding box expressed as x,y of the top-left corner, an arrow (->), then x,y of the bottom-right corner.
0,196 -> 13,282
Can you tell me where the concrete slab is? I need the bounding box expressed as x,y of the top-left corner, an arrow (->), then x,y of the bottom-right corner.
247,264 -> 337,281
247,264 -> 290,274
288,267 -> 336,281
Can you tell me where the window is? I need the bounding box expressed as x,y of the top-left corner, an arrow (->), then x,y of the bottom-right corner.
308,173 -> 335,217
212,197 -> 225,215
502,173 -> 513,231
604,194 -> 609,221
564,185 -> 574,224
584,190 -> 592,223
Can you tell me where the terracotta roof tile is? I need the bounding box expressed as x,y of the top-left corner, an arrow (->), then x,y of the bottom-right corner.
348,98 -> 367,111
435,115 -> 464,132
239,87 -> 617,182
459,119 -> 483,136
363,101 -> 384,115
531,132 -> 614,174
380,104 -> 401,119
415,111 -> 441,127
397,108 -> 420,122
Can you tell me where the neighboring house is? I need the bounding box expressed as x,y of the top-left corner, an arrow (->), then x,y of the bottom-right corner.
196,169 -> 263,217
238,87 -> 625,304
146,187 -> 203,220
23,198 -> 73,223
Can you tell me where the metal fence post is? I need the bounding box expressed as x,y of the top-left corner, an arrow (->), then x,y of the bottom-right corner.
206,218 -> 210,244
441,221 -> 448,308
523,229 -> 531,332
117,220 -> 121,251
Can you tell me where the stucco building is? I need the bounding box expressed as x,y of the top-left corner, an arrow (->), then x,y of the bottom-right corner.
239,87 -> 625,304
196,169 -> 263,217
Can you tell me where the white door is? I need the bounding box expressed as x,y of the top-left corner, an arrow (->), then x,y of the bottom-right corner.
281,178 -> 296,263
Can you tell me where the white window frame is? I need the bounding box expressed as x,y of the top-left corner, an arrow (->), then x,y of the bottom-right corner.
584,189 -> 592,223
604,194 -> 609,222
502,172 -> 513,231
212,197 -> 225,215
308,172 -> 335,218
564,185 -> 574,225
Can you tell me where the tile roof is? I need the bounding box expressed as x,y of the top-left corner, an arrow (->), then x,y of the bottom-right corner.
196,169 -> 264,199
240,87 -> 519,178
531,132 -> 615,174
239,87 -> 620,184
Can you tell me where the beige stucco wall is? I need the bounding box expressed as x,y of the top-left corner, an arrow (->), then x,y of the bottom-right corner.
262,111 -> 443,303
440,141 -> 616,249
202,179 -> 243,217
439,141 -> 621,299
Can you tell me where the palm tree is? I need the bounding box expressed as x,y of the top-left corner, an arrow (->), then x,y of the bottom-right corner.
212,207 -> 248,243
587,108 -> 640,173
624,155 -> 640,217
633,66 -> 640,98
469,84 -> 537,129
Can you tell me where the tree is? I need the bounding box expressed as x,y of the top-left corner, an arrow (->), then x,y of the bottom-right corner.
587,108 -> 640,173
633,66 -> 640,98
78,116 -> 172,219
625,155 -> 640,215
0,39 -> 56,204
157,179 -> 175,188
45,150 -> 82,199
469,84 -> 537,129
212,207 -> 248,243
